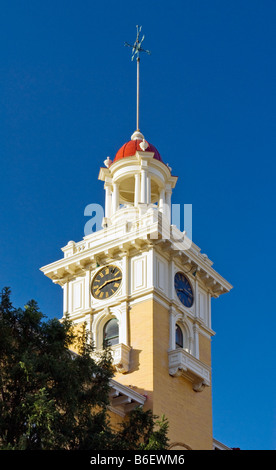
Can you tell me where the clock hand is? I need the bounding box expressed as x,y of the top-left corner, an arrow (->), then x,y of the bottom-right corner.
177,288 -> 193,297
99,277 -> 122,290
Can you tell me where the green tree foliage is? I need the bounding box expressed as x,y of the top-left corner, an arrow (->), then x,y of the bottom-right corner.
0,288 -> 169,450
113,408 -> 169,450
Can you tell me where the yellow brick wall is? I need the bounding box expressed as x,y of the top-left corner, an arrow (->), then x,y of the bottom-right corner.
151,300 -> 213,450
71,299 -> 213,449
68,321 -> 86,354
113,299 -> 154,410
199,332 -> 212,366
107,410 -> 125,432
112,299 -> 213,450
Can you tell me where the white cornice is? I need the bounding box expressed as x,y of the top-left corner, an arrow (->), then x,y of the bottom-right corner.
108,378 -> 146,417
40,210 -> 232,297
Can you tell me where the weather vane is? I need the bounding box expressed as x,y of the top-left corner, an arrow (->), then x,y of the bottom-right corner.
125,26 -> 151,132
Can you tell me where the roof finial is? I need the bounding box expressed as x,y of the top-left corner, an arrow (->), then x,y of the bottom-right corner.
125,26 -> 151,133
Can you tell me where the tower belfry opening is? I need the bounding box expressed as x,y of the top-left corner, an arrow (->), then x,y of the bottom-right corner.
99,131 -> 177,228
40,26 -> 232,450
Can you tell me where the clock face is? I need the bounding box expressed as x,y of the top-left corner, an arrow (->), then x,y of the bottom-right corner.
91,265 -> 122,300
174,272 -> 194,308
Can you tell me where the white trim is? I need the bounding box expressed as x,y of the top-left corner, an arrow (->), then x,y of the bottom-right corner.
213,439 -> 232,450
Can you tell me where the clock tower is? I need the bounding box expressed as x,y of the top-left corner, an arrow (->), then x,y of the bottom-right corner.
40,28 -> 232,450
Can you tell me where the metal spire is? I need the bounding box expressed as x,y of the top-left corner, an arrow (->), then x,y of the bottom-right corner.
125,26 -> 151,132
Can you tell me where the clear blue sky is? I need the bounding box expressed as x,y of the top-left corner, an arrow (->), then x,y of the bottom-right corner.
0,0 -> 275,450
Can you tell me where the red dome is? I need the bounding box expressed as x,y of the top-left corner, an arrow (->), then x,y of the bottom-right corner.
114,139 -> 162,163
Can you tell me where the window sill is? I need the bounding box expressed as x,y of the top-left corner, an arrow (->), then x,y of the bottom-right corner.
111,343 -> 131,374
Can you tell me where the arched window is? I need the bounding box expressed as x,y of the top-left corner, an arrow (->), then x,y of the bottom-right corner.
103,318 -> 119,347
175,324 -> 183,349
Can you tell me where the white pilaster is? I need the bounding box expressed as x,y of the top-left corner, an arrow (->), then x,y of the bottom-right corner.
169,306 -> 177,350
112,183 -> 119,213
147,174 -> 151,204
121,251 -> 129,298
63,281 -> 68,315
104,183 -> 112,219
121,251 -> 130,346
195,279 -> 199,318
165,188 -> 172,223
147,246 -> 154,289
168,257 -> 175,301
119,302 -> 129,346
159,188 -> 165,213
134,173 -> 140,206
140,169 -> 147,203
193,323 -> 200,359
84,270 -> 90,311
207,292 -> 212,329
